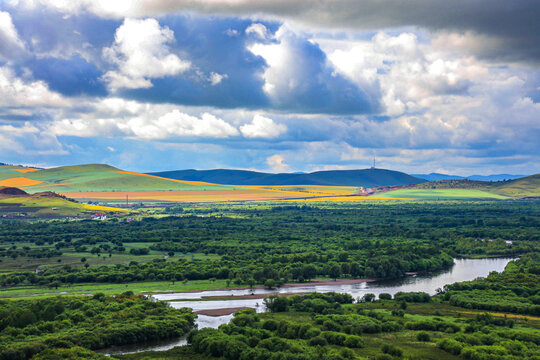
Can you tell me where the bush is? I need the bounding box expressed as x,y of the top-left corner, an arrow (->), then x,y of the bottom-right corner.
344,335 -> 364,348
308,336 -> 328,346
379,293 -> 392,300
417,332 -> 430,342
321,331 -> 346,346
438,338 -> 463,355
381,344 -> 403,357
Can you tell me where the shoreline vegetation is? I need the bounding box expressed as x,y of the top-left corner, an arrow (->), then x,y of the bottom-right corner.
118,254 -> 540,360
0,200 -> 538,359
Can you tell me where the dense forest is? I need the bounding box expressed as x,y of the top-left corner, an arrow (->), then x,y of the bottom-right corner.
0,201 -> 539,289
0,293 -> 195,360
120,254 -> 539,360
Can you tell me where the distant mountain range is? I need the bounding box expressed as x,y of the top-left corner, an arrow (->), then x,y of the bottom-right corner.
412,173 -> 526,182
149,168 -> 425,187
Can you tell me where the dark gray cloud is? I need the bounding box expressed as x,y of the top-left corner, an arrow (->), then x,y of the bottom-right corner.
129,0 -> 540,65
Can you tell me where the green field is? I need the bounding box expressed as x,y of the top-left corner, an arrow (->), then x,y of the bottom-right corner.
376,188 -> 510,200
0,279 -> 230,299
491,174 -> 540,197
0,164 -> 241,193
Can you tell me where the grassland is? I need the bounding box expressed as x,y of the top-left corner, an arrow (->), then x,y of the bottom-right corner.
0,164 -> 240,193
490,174 -> 540,197
0,279 -> 230,299
375,188 -> 510,200
0,165 -> 363,203
0,192 -> 124,217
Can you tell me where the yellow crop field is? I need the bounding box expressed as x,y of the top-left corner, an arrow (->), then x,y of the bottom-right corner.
11,168 -> 40,173
0,177 -> 43,187
247,185 -> 357,197
83,204 -> 128,212
61,189 -> 305,202
112,170 -> 217,186
283,195 -> 404,202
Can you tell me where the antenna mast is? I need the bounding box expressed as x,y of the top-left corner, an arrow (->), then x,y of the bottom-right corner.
371,157 -> 376,169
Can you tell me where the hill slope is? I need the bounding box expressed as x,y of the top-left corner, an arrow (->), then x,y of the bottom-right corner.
413,173 -> 525,181
491,174 -> 540,198
0,164 -> 238,193
150,168 -> 425,187
0,186 -> 122,217
391,174 -> 540,198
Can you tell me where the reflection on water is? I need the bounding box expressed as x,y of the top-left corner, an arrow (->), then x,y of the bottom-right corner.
101,257 -> 513,355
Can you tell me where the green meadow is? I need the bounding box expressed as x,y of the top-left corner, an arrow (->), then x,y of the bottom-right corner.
377,188 -> 510,200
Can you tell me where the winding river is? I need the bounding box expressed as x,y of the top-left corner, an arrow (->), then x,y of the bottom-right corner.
99,257 -> 513,355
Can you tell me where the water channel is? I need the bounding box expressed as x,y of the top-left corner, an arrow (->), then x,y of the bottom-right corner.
99,257 -> 513,355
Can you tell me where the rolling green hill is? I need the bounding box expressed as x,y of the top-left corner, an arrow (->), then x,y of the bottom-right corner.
0,164 -> 239,193
491,173 -> 540,198
384,173 -> 540,199
376,188 -> 510,200
0,187 -> 123,217
150,168 -> 425,187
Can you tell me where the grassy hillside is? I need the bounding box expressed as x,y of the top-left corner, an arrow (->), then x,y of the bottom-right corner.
150,168 -> 425,187
384,174 -> 540,199
0,164 -> 239,193
490,173 -> 540,197
376,188 -> 510,200
0,187 -> 123,217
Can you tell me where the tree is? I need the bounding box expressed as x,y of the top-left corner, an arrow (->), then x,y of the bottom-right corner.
264,279 -> 276,289
361,293 -> 376,303
329,264 -> 341,280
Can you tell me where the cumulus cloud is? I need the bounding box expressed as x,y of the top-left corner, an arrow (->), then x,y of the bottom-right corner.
240,114 -> 287,138
0,11 -> 25,59
245,23 -> 268,39
10,0 -> 539,64
266,154 -> 289,172
249,25 -> 378,114
102,18 -> 191,90
0,122 -> 67,155
129,110 -> 238,139
51,109 -> 239,140
208,72 -> 228,85
321,32 -> 487,116
0,66 -> 67,107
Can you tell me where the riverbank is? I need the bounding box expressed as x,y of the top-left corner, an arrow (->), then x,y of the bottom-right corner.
0,277 -> 375,299
150,278 -> 376,296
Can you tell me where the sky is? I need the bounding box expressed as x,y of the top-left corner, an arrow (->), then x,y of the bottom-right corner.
0,0 -> 539,175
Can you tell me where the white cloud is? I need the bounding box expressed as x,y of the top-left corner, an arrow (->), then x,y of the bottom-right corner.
0,11 -> 25,59
51,118 -> 122,137
321,31 -> 490,116
209,72 -> 228,86
245,23 -> 268,39
0,121 -> 67,155
240,114 -> 287,138
0,66 -> 67,107
128,110 -> 239,139
102,18 -> 190,90
266,154 -> 289,172
51,109 -> 239,140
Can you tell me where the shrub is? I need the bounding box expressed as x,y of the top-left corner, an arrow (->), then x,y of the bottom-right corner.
438,338 -> 463,355
344,335 -> 364,348
417,332 -> 430,342
381,344 -> 403,357
308,336 -> 328,346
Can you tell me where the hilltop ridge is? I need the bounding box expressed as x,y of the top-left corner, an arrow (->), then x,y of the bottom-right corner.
149,168 -> 425,187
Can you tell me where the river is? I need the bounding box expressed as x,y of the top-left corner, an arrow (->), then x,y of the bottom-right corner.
98,257 -> 513,355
